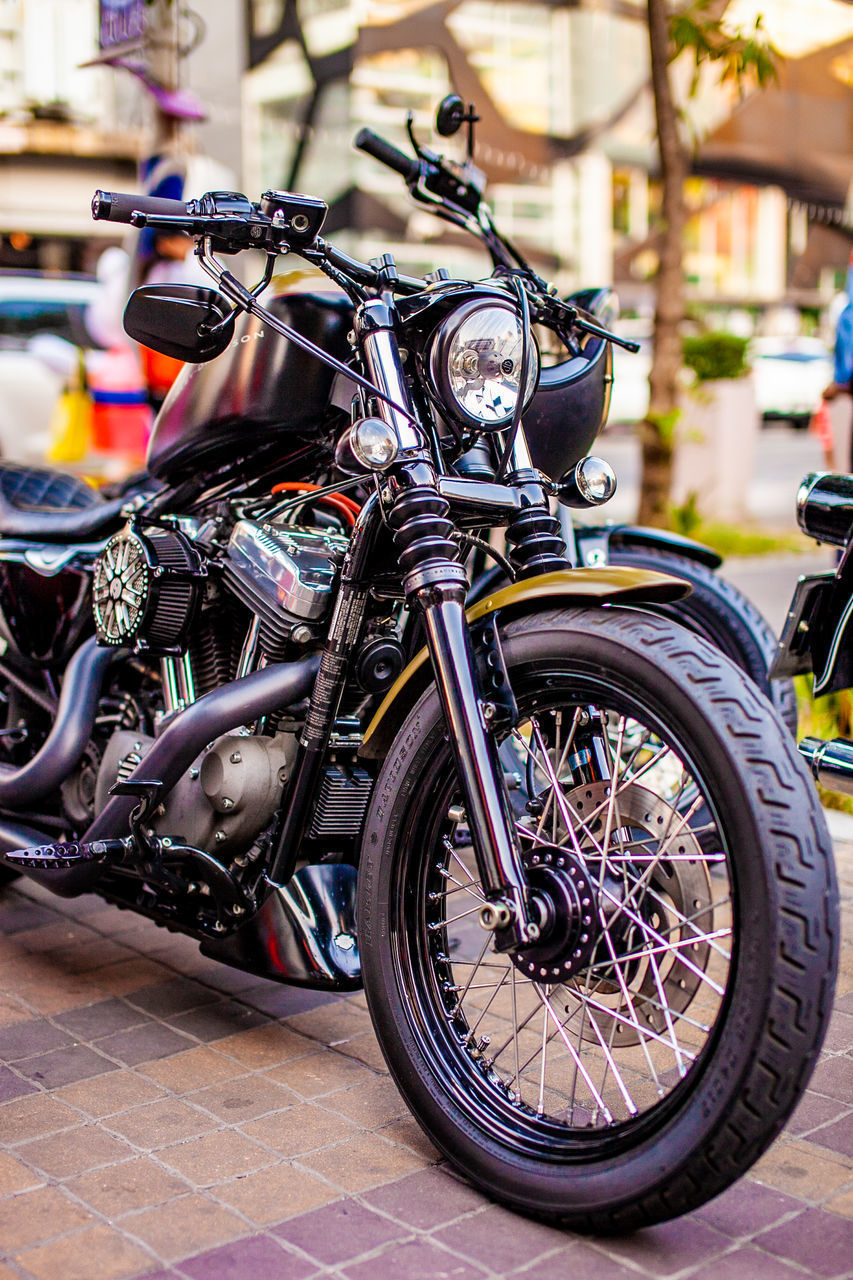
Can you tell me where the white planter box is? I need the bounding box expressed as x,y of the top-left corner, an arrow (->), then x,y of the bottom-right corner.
672,375 -> 758,523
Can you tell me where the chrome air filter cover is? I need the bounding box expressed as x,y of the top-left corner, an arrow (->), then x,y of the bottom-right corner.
93,525 -> 204,652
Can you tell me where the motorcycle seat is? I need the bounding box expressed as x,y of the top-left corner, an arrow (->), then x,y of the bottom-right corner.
0,465 -> 129,542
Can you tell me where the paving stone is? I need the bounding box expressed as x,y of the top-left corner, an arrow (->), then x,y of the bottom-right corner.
14,1223 -> 157,1280
335,1031 -> 388,1074
89,958 -> 173,996
320,1077 -> 409,1129
785,1091 -> 852,1137
158,1128 -> 276,1185
94,1023 -> 195,1067
189,1074 -> 295,1124
363,1168 -> 485,1230
241,1101 -> 359,1157
0,1017 -> 71,1060
0,1063 -> 36,1102
168,1000 -> 268,1043
298,1130 -> 429,1192
5,975 -> 98,1016
17,921 -> 101,953
809,1056 -> 853,1105
593,1217 -> 731,1278
341,1238 -> 488,1280
273,1197 -> 408,1266
67,1156 -> 191,1217
15,1043 -> 116,1089
371,1116 -> 441,1164
126,978 -> 222,1018
55,1071 -> 167,1118
266,1049 -> 374,1099
239,982 -> 340,1019
49,940 -> 134,975
758,1207 -> 853,1277
118,1193 -> 249,1263
137,1046 -> 244,1092
824,1185 -> 853,1218
105,1097 -> 220,1148
213,1161 -> 339,1225
19,1124 -> 135,1179
53,998 -> 150,1041
751,1137 -> 853,1200
695,1179 -> 804,1236
215,1024 -> 310,1070
687,1245 -> 809,1280
0,1149 -> 42,1194
178,1234 -> 315,1280
0,1093 -> 77,1143
822,1011 -> 853,1053
0,1184 -> 95,1250
805,1111 -> 853,1160
0,994 -> 30,1027
0,900 -> 57,934
284,1002 -> 372,1046
436,1204 -> 570,1274
510,1244 -> 640,1279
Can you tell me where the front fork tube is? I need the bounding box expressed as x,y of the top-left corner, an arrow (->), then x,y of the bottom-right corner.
420,588 -> 538,949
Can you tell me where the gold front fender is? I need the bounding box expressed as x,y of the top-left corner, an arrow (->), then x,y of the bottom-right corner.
359,566 -> 691,760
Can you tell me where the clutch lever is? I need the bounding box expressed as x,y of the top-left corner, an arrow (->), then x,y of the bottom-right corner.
574,313 -> 641,353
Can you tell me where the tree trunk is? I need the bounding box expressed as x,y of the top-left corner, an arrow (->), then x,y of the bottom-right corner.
638,0 -> 690,527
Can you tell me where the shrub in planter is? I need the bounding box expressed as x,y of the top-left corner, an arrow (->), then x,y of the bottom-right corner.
682,332 -> 750,382
672,331 -> 757,522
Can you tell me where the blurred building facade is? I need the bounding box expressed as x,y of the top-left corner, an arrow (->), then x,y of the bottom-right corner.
242,0 -> 853,319
1,0 -> 851,320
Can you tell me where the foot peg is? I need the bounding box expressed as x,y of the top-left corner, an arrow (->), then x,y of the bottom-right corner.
4,838 -> 130,871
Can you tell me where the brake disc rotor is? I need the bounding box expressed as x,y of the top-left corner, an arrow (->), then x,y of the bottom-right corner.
557,780 -> 715,1047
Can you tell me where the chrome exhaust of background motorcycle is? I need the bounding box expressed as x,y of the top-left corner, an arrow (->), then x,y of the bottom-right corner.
799,735 -> 853,795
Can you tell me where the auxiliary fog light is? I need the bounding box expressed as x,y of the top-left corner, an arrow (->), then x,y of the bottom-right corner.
351,417 -> 400,470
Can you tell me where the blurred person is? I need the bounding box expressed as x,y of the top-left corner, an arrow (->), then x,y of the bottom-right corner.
822,247 -> 853,470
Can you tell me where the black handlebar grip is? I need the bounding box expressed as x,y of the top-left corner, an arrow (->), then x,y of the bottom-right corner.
354,129 -> 420,184
92,190 -> 190,224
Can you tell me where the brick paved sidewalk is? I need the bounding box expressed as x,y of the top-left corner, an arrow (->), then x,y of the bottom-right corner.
0,818 -> 850,1280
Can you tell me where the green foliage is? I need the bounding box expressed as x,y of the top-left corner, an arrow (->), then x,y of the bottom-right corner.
682,331 -> 750,382
667,507 -> 812,557
644,406 -> 682,443
669,0 -> 780,98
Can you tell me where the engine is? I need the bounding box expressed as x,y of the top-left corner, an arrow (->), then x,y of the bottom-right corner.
222,520 -> 348,659
94,727 -> 299,857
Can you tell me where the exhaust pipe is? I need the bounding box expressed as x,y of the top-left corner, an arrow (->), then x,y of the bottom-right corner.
0,638 -> 117,807
2,652 -> 322,896
799,735 -> 853,795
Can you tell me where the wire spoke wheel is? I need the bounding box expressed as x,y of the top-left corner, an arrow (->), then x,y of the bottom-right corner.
358,608 -> 836,1229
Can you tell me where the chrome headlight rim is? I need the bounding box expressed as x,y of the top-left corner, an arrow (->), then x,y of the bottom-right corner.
428,298 -> 540,433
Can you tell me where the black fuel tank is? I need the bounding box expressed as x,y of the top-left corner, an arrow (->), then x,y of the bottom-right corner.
147,290 -> 354,481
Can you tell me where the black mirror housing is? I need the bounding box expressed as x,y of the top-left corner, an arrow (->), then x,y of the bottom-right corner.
123,285 -> 234,362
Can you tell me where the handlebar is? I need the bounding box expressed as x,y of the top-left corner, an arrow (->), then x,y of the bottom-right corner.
354,129 -> 421,184
92,190 -> 191,224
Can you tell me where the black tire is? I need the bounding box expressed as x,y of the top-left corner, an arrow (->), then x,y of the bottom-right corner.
608,545 -> 798,736
358,607 -> 837,1231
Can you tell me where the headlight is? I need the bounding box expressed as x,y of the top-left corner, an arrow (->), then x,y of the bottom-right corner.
428,300 -> 540,431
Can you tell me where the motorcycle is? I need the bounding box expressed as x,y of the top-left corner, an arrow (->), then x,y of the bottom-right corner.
773,469 -> 853,788
0,109 -> 836,1231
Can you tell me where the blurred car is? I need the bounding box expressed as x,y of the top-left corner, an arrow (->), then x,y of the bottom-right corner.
0,273 -> 103,462
751,335 -> 833,430
607,324 -> 833,431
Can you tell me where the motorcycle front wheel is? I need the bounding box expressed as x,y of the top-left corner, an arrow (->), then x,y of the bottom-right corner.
358,607 -> 837,1231
606,545 -> 798,736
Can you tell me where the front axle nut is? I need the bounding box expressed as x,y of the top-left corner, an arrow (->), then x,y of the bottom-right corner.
479,901 -> 514,932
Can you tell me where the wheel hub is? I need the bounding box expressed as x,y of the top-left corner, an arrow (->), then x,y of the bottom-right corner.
511,847 -> 599,983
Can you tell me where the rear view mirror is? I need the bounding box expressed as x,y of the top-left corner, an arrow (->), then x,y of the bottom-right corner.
123,284 -> 234,362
